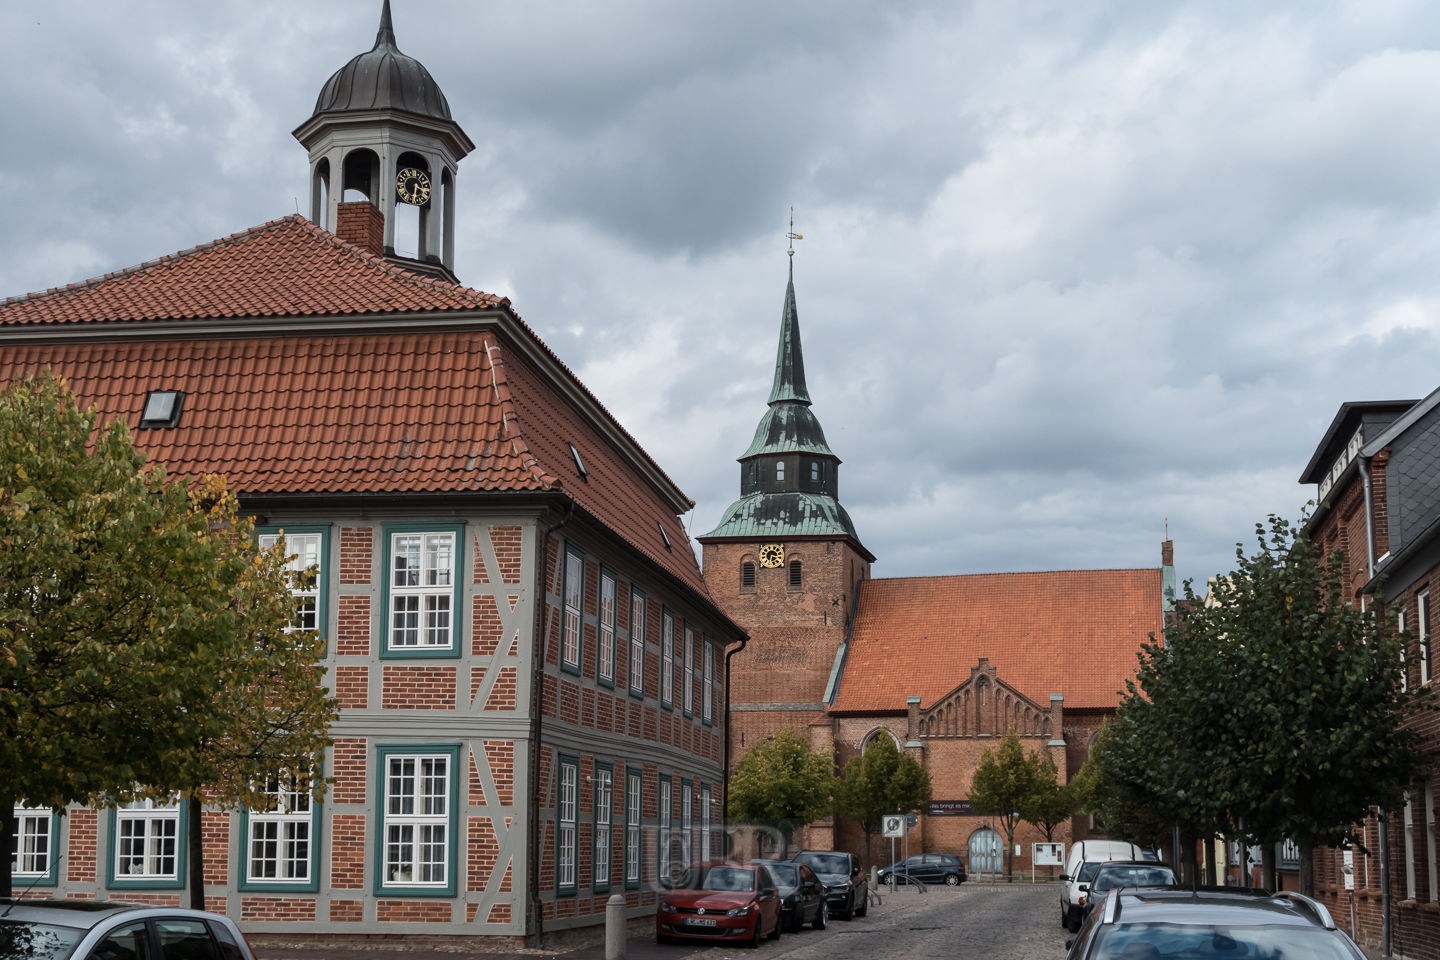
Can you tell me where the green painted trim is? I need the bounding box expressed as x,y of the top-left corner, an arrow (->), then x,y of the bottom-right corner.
597,568 -> 617,690
256,524 -> 332,655
560,546 -> 585,676
372,743 -> 461,898
378,523 -> 466,660
624,771 -> 642,890
11,808 -> 58,886
556,753 -> 580,896
628,588 -> 647,700
236,801 -> 323,893
660,607 -> 675,711
592,761 -> 614,894
105,803 -> 189,890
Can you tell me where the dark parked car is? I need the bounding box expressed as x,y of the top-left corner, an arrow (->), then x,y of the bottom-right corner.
1077,861 -> 1176,923
0,899 -> 254,960
1064,888 -> 1364,960
751,859 -> 827,932
656,862 -> 783,948
877,853 -> 967,887
793,850 -> 868,920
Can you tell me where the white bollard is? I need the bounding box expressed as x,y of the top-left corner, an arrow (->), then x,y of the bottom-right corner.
606,894 -> 627,960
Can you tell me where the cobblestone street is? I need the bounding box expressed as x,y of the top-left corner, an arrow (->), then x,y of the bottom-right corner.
674,883 -> 1066,960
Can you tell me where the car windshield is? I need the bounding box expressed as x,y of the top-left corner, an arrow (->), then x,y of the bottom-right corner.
766,864 -> 799,887
1092,922 -> 1362,959
1079,862 -> 1104,883
797,854 -> 850,875
670,866 -> 756,892
1093,866 -> 1177,892
0,920 -> 86,960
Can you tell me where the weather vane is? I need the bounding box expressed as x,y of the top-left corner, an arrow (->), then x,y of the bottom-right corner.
787,207 -> 803,258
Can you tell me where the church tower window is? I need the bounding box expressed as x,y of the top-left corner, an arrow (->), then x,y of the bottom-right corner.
775,461 -> 785,482
789,560 -> 803,590
741,562 -> 756,590
811,461 -> 819,482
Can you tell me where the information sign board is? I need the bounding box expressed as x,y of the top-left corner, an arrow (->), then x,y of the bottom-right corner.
1033,842 -> 1065,866
883,814 -> 905,838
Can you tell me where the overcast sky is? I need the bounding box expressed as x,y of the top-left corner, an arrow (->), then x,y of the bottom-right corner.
4,0 -> 1440,589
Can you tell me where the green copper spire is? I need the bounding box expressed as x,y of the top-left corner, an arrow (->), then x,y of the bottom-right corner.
767,259 -> 811,405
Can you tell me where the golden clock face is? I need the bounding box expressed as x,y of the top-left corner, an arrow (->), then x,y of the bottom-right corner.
758,543 -> 785,568
395,167 -> 432,206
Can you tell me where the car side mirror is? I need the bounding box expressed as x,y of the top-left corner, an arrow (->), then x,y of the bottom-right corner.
761,886 -> 777,897
1078,883 -> 1089,892
852,866 -> 861,876
1059,874 -> 1070,881
1065,939 -> 1074,951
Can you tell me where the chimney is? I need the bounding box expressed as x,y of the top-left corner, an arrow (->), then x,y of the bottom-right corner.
906,696 -> 921,741
336,201 -> 385,257
1161,540 -> 1174,566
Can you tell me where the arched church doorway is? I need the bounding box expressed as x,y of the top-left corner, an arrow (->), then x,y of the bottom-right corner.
968,826 -> 1002,877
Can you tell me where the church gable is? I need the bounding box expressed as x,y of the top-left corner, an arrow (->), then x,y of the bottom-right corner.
917,657 -> 1054,739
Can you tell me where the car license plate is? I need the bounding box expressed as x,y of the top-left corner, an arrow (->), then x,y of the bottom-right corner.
684,918 -> 718,927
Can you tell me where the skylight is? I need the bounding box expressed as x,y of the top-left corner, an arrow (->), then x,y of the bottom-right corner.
658,522 -> 672,551
568,442 -> 588,481
139,390 -> 185,429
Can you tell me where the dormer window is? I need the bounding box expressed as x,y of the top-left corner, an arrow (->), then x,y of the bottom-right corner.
568,442 -> 588,482
775,461 -> 785,482
811,461 -> 819,482
139,391 -> 185,429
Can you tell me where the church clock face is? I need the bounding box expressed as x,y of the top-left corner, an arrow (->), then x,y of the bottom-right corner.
395,167 -> 432,206
758,543 -> 785,568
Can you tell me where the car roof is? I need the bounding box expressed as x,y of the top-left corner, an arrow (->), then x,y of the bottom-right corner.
1094,861 -> 1173,871
0,900 -> 143,930
1111,890 -> 1326,927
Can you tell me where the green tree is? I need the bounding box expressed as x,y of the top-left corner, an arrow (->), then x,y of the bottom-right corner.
0,373 -> 336,899
1021,752 -> 1079,857
1074,719 -> 1177,854
833,733 -> 932,872
969,727 -> 1038,881
727,727 -> 835,857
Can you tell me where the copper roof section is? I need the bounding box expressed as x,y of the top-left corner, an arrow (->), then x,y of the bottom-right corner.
831,568 -> 1162,714
312,1 -> 454,123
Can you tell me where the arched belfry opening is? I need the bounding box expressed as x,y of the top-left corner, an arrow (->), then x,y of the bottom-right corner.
292,0 -> 473,282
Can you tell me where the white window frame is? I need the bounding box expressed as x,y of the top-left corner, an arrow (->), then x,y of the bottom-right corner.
683,625 -> 695,716
1406,793 -> 1417,900
661,612 -> 675,709
389,533 -> 456,649
116,799 -> 180,880
558,758 -> 577,891
599,572 -> 616,683
383,754 -> 450,887
630,593 -> 646,696
625,773 -> 641,884
776,461 -> 785,481
1421,592 -> 1432,684
703,641 -> 714,723
594,768 -> 613,887
659,778 -> 673,883
563,552 -> 583,669
257,532 -> 322,632
12,806 -> 52,878
1428,779 -> 1439,902
247,774 -> 312,884
681,781 -> 693,868
700,785 -> 712,862
1401,609 -> 1410,693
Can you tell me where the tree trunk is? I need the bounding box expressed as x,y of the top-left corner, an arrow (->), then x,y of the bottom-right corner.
0,792 -> 14,898
1298,838 -> 1314,897
188,793 -> 205,911
1004,821 -> 1015,883
1262,843 -> 1277,892
1203,836 -> 1217,887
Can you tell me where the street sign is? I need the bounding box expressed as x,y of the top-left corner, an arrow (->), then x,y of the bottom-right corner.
906,812 -> 918,829
883,815 -> 905,838
1033,843 -> 1064,866
1343,849 -> 1354,891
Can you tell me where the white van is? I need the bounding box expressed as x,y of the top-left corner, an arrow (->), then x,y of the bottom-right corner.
1059,839 -> 1146,932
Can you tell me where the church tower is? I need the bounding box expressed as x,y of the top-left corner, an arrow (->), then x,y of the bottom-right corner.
699,259 -> 875,774
292,1 -> 474,281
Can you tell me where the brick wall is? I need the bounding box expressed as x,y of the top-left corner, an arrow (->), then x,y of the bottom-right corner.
490,526 -> 523,585
331,737 -> 367,802
334,665 -> 369,709
340,527 -> 373,584
376,900 -> 452,923
328,900 -> 363,923
485,741 -> 516,806
473,594 -> 504,655
486,666 -> 519,711
335,202 -> 385,257
330,814 -> 367,889
468,817 -> 500,892
381,665 -> 457,709
67,809 -> 98,882
337,596 -> 371,655
203,811 -> 229,885
241,897 -> 316,922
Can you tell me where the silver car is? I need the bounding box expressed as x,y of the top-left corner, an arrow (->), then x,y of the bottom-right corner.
0,899 -> 254,960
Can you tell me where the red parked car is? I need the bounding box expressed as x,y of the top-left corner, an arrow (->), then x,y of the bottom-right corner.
656,862 -> 784,947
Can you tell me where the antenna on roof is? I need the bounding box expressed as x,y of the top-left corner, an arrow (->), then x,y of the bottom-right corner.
787,207 -> 803,258
1165,518 -> 1169,539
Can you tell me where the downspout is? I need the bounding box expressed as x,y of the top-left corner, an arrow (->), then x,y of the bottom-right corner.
1379,807 -> 1391,956
529,500 -> 574,950
722,634 -> 750,847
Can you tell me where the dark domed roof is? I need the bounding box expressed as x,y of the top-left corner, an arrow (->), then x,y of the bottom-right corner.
313,0 -> 452,122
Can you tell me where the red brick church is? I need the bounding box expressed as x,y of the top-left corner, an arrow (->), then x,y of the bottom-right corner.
699,258 -> 1170,874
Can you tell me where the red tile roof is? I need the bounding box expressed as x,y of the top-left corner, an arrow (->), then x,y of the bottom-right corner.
831,569 -> 1162,714
0,216 -> 709,595
0,216 -> 507,323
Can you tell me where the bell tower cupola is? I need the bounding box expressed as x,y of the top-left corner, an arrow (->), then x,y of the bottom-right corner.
292,0 -> 474,281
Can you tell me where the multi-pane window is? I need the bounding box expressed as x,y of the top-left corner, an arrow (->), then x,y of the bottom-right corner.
563,552 -> 583,669
390,533 -> 455,648
1422,592 -> 1432,684
700,786 -> 712,862
630,593 -> 646,695
625,773 -> 641,884
248,775 -> 311,883
811,461 -> 820,482
384,756 -> 449,886
659,778 -> 673,882
595,767 -> 613,887
558,758 -> 577,891
1428,779 -> 1438,902
1401,609 -> 1410,692
703,641 -> 714,724
681,782 -> 693,868
116,799 -> 179,879
258,533 -> 322,632
776,461 -> 785,481
12,806 -> 51,878
1406,794 -> 1418,900
683,625 -> 695,715
599,573 -> 616,683
661,612 -> 675,708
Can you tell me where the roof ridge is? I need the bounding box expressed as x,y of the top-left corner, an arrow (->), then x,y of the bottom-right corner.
868,567 -> 1159,584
